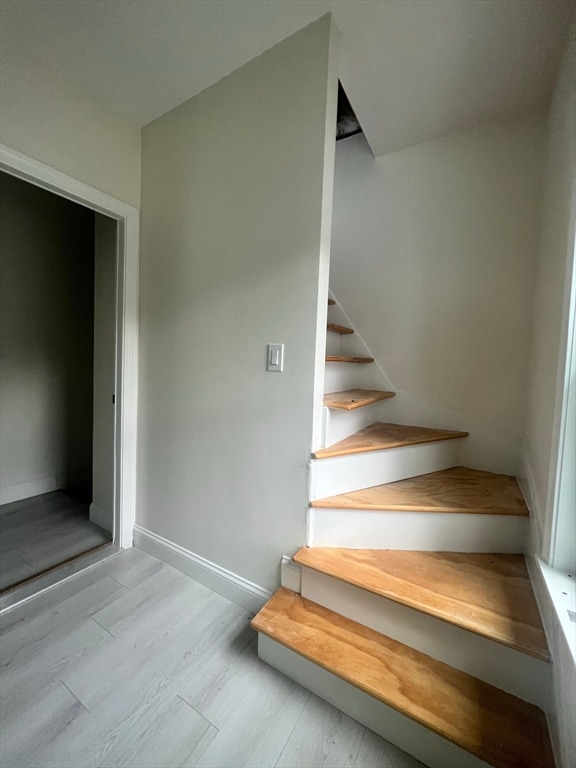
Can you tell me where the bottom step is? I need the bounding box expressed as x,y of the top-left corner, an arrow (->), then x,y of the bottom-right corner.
251,588 -> 554,768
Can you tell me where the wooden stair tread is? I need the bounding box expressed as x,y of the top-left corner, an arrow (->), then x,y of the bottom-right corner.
328,298 -> 335,305
313,422 -> 468,459
323,389 -> 396,411
325,355 -> 374,364
293,549 -> 549,661
311,466 -> 529,515
252,587 -> 554,768
327,322 -> 354,335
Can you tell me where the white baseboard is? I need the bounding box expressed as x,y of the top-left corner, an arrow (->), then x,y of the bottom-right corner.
133,525 -> 271,614
0,477 -> 57,506
89,503 -> 113,533
258,634 -> 490,768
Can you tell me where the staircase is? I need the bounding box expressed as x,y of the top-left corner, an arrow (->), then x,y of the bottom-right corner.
251,297 -> 555,768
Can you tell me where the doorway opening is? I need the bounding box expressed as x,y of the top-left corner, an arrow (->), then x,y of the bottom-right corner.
0,144 -> 139,605
0,172 -> 116,591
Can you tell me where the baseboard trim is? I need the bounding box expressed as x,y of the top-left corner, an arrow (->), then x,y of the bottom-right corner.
89,503 -> 113,534
0,477 -> 57,506
133,525 -> 271,614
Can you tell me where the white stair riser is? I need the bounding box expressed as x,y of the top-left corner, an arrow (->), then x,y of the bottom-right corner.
323,405 -> 382,446
324,361 -> 376,393
258,634 -> 491,768
311,439 -> 462,498
307,507 -> 527,552
301,568 -> 550,710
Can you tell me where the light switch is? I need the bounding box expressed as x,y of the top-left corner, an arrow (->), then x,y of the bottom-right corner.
267,343 -> 284,372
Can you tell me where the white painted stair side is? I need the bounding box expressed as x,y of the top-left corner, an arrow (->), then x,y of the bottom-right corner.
310,438 -> 463,499
258,634 -> 491,768
299,566 -> 550,711
306,506 -> 527,552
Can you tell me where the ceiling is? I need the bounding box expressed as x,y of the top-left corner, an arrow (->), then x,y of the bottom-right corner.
1,0 -> 573,156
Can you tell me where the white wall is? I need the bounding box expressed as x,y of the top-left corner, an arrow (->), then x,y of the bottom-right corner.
522,35 -> 576,562
90,214 -> 117,533
330,119 -> 545,472
138,16 -> 337,592
0,173 -> 95,500
0,57 -> 141,208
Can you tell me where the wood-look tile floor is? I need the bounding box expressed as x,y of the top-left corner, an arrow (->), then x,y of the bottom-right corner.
0,548 -> 424,768
0,492 -> 112,591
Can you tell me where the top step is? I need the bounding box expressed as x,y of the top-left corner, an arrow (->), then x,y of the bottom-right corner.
328,298 -> 335,305
313,422 -> 468,459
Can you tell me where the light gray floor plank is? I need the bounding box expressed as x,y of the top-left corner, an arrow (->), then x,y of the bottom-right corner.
0,551 -> 34,588
0,679 -> 87,768
179,632 -> 264,729
193,663 -> 310,768
0,618 -> 112,707
275,693 -> 367,768
96,546 -> 170,590
354,726 -> 426,767
0,491 -> 111,590
0,548 -> 428,768
0,576 -> 126,666
62,590 -> 248,717
91,562 -> 211,639
29,691 -> 218,768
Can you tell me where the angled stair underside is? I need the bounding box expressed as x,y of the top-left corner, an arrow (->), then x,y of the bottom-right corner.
293,548 -> 549,660
314,421 -> 469,459
252,588 -> 554,768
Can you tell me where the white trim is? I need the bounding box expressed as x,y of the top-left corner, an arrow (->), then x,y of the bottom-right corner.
543,190 -> 576,567
133,525 -> 271,614
526,554 -> 576,768
0,477 -> 57,506
547,226 -> 576,570
0,144 -> 139,550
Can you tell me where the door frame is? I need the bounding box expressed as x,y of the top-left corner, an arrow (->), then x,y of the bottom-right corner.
0,144 -> 139,549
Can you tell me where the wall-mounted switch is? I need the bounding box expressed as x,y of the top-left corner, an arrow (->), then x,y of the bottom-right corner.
267,343 -> 284,372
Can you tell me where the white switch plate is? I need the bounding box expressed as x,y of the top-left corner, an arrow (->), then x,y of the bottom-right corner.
267,343 -> 284,372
